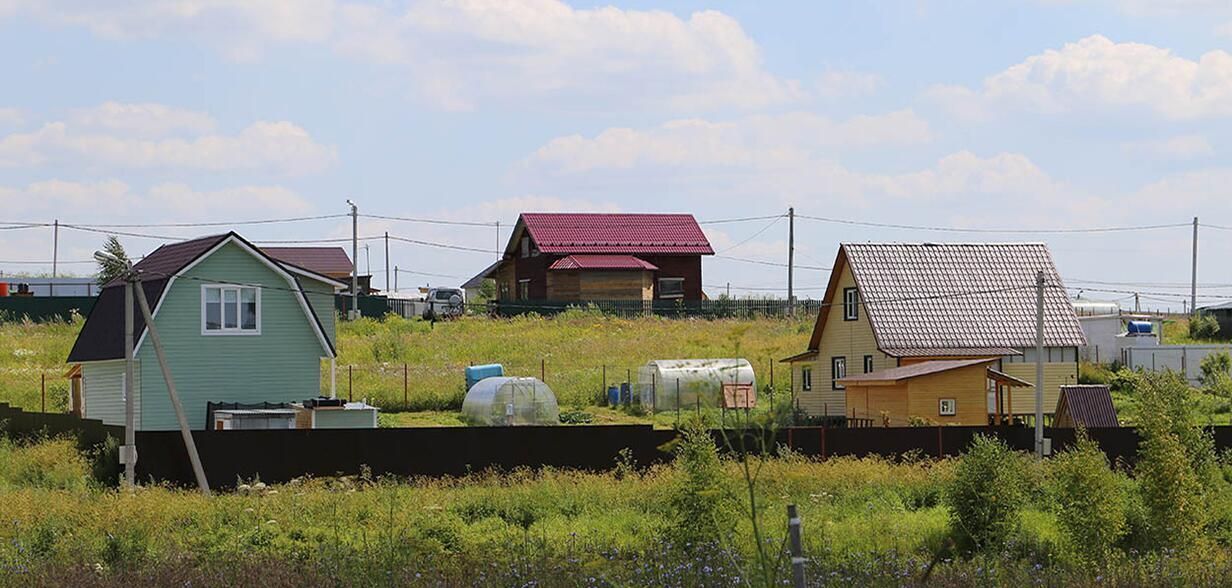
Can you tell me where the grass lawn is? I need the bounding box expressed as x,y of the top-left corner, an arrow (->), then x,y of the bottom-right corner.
0,310 -> 810,421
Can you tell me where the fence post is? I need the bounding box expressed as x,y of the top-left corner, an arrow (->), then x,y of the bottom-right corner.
820,426 -> 826,460
602,365 -> 606,404
937,426 -> 943,458
541,358 -> 546,383
403,363 -> 408,407
787,504 -> 806,588
41,373 -> 45,413
349,365 -> 353,402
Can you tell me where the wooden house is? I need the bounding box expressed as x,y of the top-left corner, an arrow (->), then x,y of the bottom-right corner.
66,233 -> 345,430
1053,385 -> 1119,428
470,213 -> 713,303
783,243 -> 1086,425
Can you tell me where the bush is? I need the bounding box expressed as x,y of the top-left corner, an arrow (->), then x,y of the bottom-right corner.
945,435 -> 1029,552
1134,372 -> 1219,550
1110,369 -> 1144,394
1201,352 -> 1232,397
1050,432 -> 1127,565
1189,314 -> 1221,341
666,423 -> 735,550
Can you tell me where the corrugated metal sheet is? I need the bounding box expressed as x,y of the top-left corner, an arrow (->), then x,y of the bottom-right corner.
548,255 -> 659,271
1055,385 -> 1119,428
521,213 -> 713,255
843,243 -> 1087,351
839,358 -> 993,384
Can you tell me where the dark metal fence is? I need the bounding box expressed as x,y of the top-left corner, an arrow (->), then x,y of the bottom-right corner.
489,298 -> 822,319
0,296 -> 96,322
131,424 -> 1213,488
0,402 -> 122,449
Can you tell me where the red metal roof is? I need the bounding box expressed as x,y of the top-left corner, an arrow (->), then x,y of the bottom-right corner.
519,213 -> 713,255
262,247 -> 354,278
549,255 -> 659,271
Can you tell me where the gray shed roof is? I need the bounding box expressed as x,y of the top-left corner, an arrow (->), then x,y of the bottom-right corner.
810,243 -> 1086,353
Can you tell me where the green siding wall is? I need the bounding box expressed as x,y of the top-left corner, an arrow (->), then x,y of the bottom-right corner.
302,278 -> 336,346
81,360 -> 141,427
312,408 -> 377,429
136,242 -> 330,430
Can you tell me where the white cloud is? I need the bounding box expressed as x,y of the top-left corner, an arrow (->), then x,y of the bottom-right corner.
12,0 -> 336,61
0,107 -> 23,127
928,35 -> 1232,120
816,70 -> 883,99
526,110 -> 932,174
69,101 -> 216,137
4,0 -> 801,111
0,104 -> 336,175
0,178 -> 314,220
1121,134 -> 1214,159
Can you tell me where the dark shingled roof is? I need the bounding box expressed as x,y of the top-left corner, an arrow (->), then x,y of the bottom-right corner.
68,232 -> 336,363
262,247 -> 354,279
1055,385 -> 1119,428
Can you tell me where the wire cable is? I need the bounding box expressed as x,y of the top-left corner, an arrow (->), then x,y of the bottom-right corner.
714,254 -> 829,271
716,214 -> 784,254
796,214 -> 1191,234
360,214 -> 497,228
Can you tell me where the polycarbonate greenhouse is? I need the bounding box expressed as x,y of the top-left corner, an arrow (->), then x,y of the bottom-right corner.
637,359 -> 756,411
461,377 -> 560,426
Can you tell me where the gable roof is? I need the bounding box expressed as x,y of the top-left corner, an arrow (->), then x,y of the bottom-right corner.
807,243 -> 1086,352
838,358 -> 994,385
548,254 -> 659,271
1055,385 -> 1119,428
462,260 -> 502,289
511,213 -> 713,255
263,247 -> 354,279
69,232 -> 336,363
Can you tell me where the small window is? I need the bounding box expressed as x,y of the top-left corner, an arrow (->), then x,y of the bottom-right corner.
831,357 -> 846,390
202,285 -> 260,334
843,287 -> 859,321
658,277 -> 685,299
801,366 -> 813,391
518,279 -> 530,301
863,355 -> 874,374
521,236 -> 530,258
939,398 -> 957,416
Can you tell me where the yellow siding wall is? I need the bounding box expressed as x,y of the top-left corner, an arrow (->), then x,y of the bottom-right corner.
792,265 -> 892,416
1001,359 -> 1078,415
847,364 -> 989,427
907,365 -> 990,426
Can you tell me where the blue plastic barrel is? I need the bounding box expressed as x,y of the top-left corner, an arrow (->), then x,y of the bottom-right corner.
465,364 -> 505,391
607,386 -> 620,406
1127,321 -> 1153,335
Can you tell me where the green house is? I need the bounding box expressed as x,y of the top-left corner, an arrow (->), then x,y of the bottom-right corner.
67,233 -> 346,431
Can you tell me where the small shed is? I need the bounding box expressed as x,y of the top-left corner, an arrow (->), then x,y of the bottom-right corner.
294,397 -> 379,429
637,359 -> 756,411
461,377 -> 559,426
1053,385 -> 1119,428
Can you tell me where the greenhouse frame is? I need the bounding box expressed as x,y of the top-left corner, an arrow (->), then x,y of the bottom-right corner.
461,376 -> 560,426
636,359 -> 756,411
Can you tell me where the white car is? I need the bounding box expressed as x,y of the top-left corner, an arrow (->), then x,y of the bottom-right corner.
424,287 -> 465,319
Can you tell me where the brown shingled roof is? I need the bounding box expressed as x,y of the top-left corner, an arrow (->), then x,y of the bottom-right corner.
838,358 -> 994,385
808,243 -> 1086,353
1055,385 -> 1119,428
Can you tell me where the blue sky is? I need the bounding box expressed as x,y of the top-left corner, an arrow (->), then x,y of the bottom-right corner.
2,0 -> 1232,310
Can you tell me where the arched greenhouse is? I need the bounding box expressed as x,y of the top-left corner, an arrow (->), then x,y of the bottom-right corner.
461,377 -> 560,426
636,359 -> 756,411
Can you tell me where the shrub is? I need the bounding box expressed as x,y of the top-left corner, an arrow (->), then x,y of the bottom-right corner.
1189,314 -> 1221,341
1134,372 -> 1219,550
1049,432 -> 1127,565
666,423 -> 734,550
1079,362 -> 1115,385
1110,369 -> 1144,394
945,435 -> 1029,552
1201,352 -> 1232,397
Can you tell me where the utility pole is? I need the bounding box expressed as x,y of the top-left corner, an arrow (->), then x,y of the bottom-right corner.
123,273 -> 135,488
364,243 -> 371,276
384,232 -> 390,293
347,199 -> 358,319
51,219 -> 58,296
726,282 -> 730,298
394,265 -> 398,292
1035,270 -> 1046,459
787,207 -> 795,316
1191,216 -> 1199,316
495,221 -> 501,260
133,275 -> 210,495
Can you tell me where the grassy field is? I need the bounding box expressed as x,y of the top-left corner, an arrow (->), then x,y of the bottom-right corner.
0,310 -> 809,419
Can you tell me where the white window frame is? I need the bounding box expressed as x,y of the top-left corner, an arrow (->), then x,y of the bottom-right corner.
658,277 -> 685,299
843,287 -> 859,321
939,398 -> 957,416
831,356 -> 846,390
863,355 -> 874,374
801,366 -> 812,391
201,284 -> 262,335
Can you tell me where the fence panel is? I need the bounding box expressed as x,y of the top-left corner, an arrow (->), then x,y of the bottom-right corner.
0,296 -> 96,323
490,298 -> 821,319
1124,345 -> 1232,383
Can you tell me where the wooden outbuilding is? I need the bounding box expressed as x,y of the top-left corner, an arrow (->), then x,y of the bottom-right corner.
838,358 -> 1034,426
1053,385 -> 1119,428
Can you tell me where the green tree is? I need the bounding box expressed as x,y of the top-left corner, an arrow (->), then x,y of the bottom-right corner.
1200,352 -> 1232,397
945,434 -> 1029,552
1050,431 -> 1127,565
94,235 -> 131,285
1189,313 -> 1221,341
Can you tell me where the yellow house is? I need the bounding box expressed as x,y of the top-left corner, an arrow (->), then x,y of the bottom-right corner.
783,243 -> 1086,425
839,359 -> 1034,426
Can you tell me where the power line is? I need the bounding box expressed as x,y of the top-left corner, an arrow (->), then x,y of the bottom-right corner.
360,214 -> 496,228
387,235 -> 494,254
795,214 -> 1191,234
715,254 -> 828,271
698,214 -> 786,225
70,214 -> 349,228
716,214 -> 784,254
